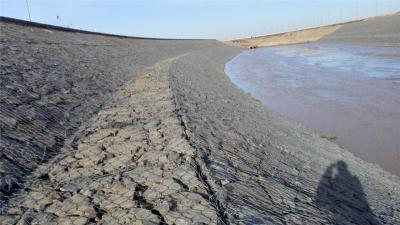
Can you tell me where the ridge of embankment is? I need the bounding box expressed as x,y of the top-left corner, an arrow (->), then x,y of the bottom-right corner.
0,16 -> 206,41
1,17 -> 400,225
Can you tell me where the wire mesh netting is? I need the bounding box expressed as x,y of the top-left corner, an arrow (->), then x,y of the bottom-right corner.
1,55 -> 227,224
2,16 -> 400,225
0,20 -> 230,224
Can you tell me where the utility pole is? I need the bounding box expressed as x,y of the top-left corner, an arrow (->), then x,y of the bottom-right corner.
356,1 -> 359,19
25,0 -> 31,21
376,0 -> 378,17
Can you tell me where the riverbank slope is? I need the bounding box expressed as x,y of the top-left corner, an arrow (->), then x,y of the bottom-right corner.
227,12 -> 400,48
1,17 -> 399,224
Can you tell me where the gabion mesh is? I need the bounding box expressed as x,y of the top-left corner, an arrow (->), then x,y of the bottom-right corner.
2,17 -> 398,225
1,57 -> 225,224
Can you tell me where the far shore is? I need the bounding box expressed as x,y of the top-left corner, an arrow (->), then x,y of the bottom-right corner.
227,12 -> 400,48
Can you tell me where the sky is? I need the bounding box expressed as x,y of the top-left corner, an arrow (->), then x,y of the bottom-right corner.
1,0 -> 400,40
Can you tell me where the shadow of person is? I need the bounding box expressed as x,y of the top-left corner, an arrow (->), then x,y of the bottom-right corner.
316,160 -> 381,225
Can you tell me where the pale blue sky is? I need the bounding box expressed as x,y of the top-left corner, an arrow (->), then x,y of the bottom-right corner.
1,0 -> 400,40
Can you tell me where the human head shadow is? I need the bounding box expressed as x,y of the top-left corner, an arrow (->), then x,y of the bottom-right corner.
316,160 -> 381,225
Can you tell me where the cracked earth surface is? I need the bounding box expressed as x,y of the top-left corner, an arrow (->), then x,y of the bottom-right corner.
2,57 -> 222,225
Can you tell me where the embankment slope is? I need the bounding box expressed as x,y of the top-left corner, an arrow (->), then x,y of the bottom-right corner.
1,18 -> 399,225
169,46 -> 400,224
227,25 -> 341,48
228,13 -> 400,48
0,17 -> 218,204
319,13 -> 400,47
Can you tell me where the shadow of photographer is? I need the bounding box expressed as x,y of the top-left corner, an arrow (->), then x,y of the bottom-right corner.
316,160 -> 381,225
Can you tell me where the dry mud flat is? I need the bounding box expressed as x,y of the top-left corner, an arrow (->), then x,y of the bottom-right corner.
1,18 -> 400,224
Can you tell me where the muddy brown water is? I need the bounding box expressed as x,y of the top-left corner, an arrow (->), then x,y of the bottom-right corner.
225,43 -> 400,176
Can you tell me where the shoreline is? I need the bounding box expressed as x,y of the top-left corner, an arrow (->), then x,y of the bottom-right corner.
169,44 -> 400,224
1,18 -> 399,224
225,43 -> 400,176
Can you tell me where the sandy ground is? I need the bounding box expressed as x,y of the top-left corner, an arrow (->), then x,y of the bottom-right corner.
227,25 -> 341,48
1,17 -> 400,224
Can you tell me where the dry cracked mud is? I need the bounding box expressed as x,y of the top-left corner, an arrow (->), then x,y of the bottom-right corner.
2,57 -> 222,225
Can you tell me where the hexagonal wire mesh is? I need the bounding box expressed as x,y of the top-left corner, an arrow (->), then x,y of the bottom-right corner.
2,16 -> 394,225
0,44 -> 226,224
0,18 -> 236,224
